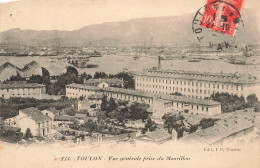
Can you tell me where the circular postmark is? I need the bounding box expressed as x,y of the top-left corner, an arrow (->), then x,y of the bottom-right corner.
192,0 -> 244,42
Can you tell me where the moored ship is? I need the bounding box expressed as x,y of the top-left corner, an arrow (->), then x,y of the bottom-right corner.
85,64 -> 99,68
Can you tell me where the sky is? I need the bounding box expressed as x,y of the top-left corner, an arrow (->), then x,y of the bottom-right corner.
0,0 -> 259,32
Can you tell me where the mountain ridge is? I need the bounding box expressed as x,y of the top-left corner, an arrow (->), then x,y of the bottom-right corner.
1,10 -> 259,45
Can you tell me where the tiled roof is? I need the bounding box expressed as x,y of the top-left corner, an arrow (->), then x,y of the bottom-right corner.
104,87 -> 155,98
154,98 -> 173,104
180,114 -> 255,145
78,100 -> 96,107
179,133 -> 205,144
184,113 -> 210,125
74,113 -> 87,119
44,108 -> 60,114
20,107 -> 51,123
134,69 -> 259,84
136,130 -> 172,144
88,93 -> 103,99
0,83 -> 45,89
157,94 -> 221,106
66,83 -> 103,91
54,115 -> 73,121
84,78 -> 123,85
84,116 -> 98,121
127,120 -> 145,125
0,62 -> 21,73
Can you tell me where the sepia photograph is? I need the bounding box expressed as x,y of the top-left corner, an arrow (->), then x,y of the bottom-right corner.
0,0 -> 259,167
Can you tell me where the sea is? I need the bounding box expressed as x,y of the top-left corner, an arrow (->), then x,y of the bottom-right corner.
0,54 -> 259,77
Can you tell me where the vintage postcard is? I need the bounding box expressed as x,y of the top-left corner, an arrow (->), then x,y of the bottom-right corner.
0,0 -> 259,168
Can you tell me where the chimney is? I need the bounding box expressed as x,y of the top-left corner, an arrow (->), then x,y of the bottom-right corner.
158,56 -> 161,70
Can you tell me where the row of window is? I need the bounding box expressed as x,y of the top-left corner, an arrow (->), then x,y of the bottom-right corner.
37,128 -> 50,135
136,82 -> 243,91
1,93 -> 39,98
67,87 -> 93,92
170,103 -> 208,111
135,78 -> 243,90
3,88 -> 38,92
137,85 -> 241,95
10,93 -> 38,96
38,121 -> 50,128
138,89 -> 243,98
105,92 -> 152,103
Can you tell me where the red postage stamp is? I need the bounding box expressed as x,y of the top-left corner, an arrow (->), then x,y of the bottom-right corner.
200,0 -> 244,36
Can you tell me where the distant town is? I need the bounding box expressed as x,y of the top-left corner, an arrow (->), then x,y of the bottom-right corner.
0,41 -> 260,147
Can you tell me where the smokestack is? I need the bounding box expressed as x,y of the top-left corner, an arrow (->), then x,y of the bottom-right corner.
158,56 -> 161,70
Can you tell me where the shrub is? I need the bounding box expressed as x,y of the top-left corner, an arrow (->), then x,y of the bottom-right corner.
24,128 -> 33,139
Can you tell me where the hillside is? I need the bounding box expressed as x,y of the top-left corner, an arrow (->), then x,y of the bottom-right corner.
0,10 -> 259,45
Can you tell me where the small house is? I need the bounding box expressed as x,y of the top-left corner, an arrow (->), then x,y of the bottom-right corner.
15,107 -> 52,136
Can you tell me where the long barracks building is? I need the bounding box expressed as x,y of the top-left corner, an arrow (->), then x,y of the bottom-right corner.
66,83 -> 221,117
0,82 -> 46,99
134,69 -> 260,99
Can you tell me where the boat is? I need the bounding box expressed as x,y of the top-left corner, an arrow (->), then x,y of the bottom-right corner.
85,64 -> 99,68
89,51 -> 102,57
133,55 -> 139,60
16,53 -> 29,57
228,60 -> 246,65
188,59 -> 201,62
161,56 -> 175,60
227,58 -> 246,65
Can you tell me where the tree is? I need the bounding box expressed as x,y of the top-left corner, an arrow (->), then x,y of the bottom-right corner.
254,102 -> 260,112
140,110 -> 149,122
93,72 -> 108,79
108,74 -> 115,78
61,136 -> 66,141
109,110 -> 120,119
107,97 -> 117,113
187,124 -> 198,134
24,128 -> 33,139
163,114 -> 185,138
79,72 -> 92,84
115,72 -> 134,89
101,95 -> 108,111
170,92 -> 183,96
8,72 -> 26,81
144,117 -> 156,132
96,121 -> 105,133
84,121 -> 97,135
54,72 -> 79,95
129,103 -> 149,121
210,92 -> 246,113
70,119 -> 80,130
28,75 -> 43,84
118,106 -> 130,121
65,109 -> 77,116
246,94 -> 259,108
199,118 -> 218,129
79,95 -> 85,101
